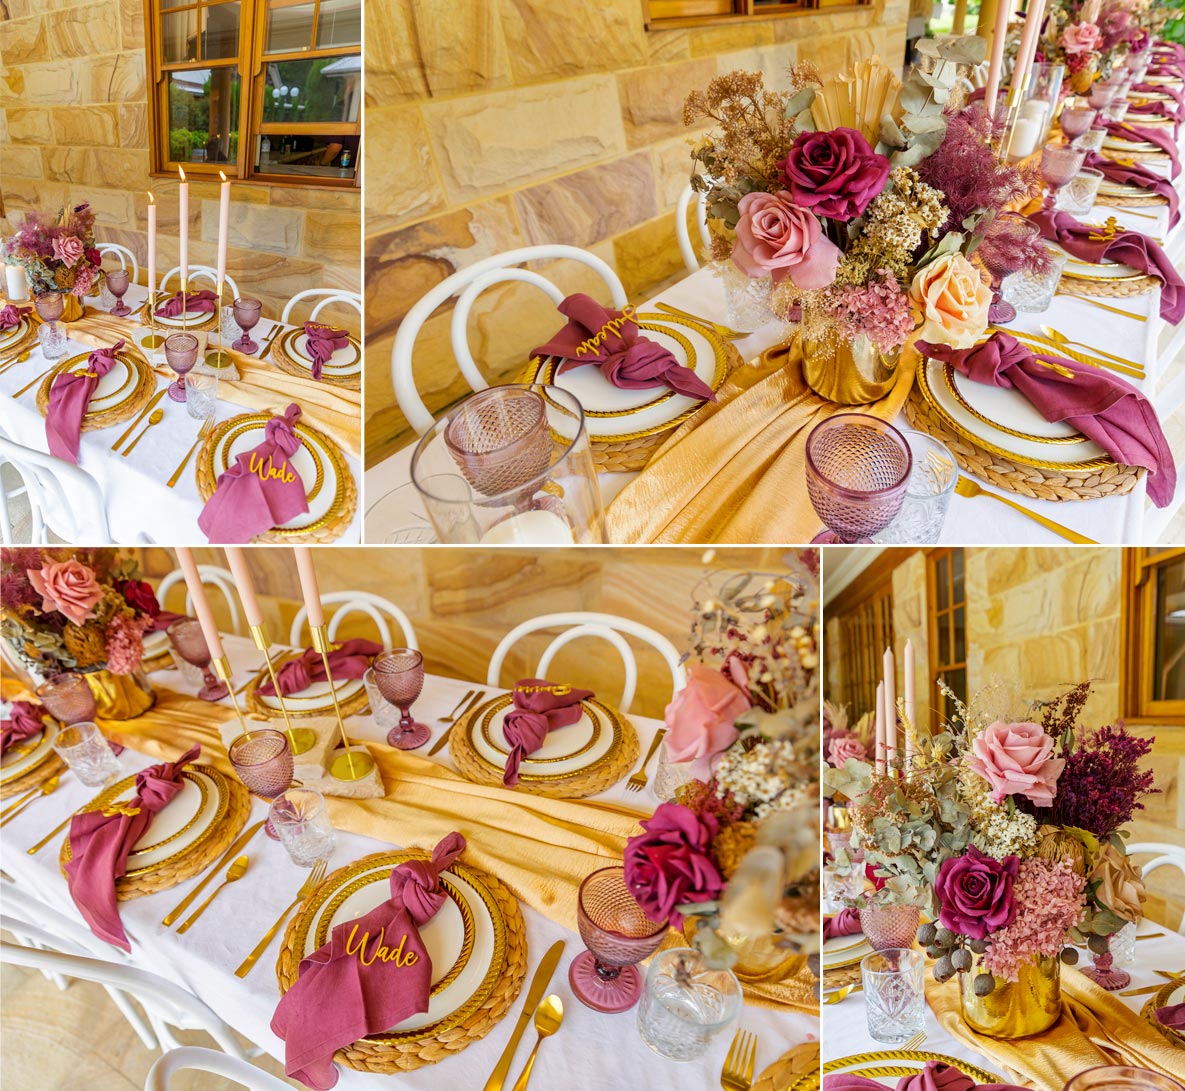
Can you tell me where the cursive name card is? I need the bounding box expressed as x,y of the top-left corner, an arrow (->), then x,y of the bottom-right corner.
344,924 -> 420,969
248,452 -> 297,485
573,305 -> 637,357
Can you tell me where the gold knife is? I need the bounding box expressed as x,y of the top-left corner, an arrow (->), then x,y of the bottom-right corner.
429,690 -> 485,755
13,363 -> 60,399
161,818 -> 266,926
482,940 -> 566,1091
112,387 -> 167,451
256,324 -> 283,359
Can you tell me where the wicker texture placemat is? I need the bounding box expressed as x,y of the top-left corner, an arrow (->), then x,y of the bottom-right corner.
35,352 -> 157,432
270,332 -> 362,392
0,751 -> 65,801
0,319 -> 40,360
1095,192 -> 1169,209
1060,271 -> 1160,298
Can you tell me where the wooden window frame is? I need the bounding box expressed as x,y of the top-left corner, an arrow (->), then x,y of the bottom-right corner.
927,547 -> 967,723
145,0 -> 360,190
644,0 -> 870,30
1121,548 -> 1185,725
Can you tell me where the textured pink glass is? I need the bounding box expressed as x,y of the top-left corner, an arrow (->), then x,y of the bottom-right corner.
33,292 -> 65,323
569,866 -> 668,1013
806,415 -> 912,544
443,387 -> 552,499
35,673 -> 97,725
1059,106 -> 1097,142
1088,82 -> 1118,110
164,332 -> 200,404
979,212 -> 1042,324
232,298 -> 262,354
372,648 -> 429,749
1080,946 -> 1131,990
166,617 -> 228,701
858,904 -> 921,952
106,268 -> 131,316
1065,1067 -> 1185,1091
1041,142 -> 1087,210
229,728 -> 294,839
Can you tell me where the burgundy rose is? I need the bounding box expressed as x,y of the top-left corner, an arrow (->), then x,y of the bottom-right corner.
85,247 -> 102,267
118,578 -> 161,618
778,127 -> 891,222
934,845 -> 1019,940
624,801 -> 725,927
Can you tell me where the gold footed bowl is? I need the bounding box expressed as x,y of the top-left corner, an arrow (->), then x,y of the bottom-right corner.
960,952 -> 1061,1039
83,668 -> 155,721
802,334 -> 903,406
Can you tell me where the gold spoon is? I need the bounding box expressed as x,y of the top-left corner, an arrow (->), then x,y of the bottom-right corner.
0,348 -> 32,374
121,407 -> 164,457
177,855 -> 250,933
510,995 -> 564,1091
824,981 -> 863,1005
0,775 -> 61,827
1039,325 -> 1146,371
954,476 -> 1097,544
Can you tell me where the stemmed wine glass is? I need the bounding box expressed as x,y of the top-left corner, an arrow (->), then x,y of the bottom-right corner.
1039,142 -> 1087,210
1059,102 -> 1097,143
372,649 -> 430,749
163,333 -> 200,403
979,211 -> 1042,324
231,298 -> 263,355
35,672 -> 97,725
105,268 -> 131,317
166,618 -> 228,701
229,728 -> 294,839
569,866 -> 668,1012
1088,82 -> 1117,111
805,414 -> 912,544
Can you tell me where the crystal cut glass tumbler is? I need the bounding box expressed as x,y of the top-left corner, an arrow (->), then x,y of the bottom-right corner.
636,947 -> 742,1061
270,786 -> 336,867
862,948 -> 926,1044
51,721 -> 120,787
874,430 -> 956,545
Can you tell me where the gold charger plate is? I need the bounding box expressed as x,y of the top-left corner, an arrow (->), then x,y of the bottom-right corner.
244,653 -> 370,720
134,299 -> 219,333
270,327 -> 362,391
0,315 -> 38,358
34,349 -> 156,432
816,1051 -> 1004,1086
1141,978 -> 1185,1047
942,365 -> 1087,447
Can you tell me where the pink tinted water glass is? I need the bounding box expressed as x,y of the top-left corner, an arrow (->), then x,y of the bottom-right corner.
166,617 -> 228,701
1088,82 -> 1118,110
569,866 -> 668,1013
231,298 -> 262,355
443,387 -> 551,500
1040,142 -> 1087,210
1059,104 -> 1097,141
979,212 -> 1042,324
35,673 -> 97,725
859,904 -> 922,952
105,268 -> 131,317
372,649 -> 430,749
229,728 -> 294,839
805,414 -> 912,544
164,332 -> 200,403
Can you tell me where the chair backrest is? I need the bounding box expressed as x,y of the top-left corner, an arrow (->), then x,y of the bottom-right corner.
98,243 -> 140,286
159,265 -> 240,301
281,288 -> 363,326
487,611 -> 685,716
146,1047 -> 293,1091
0,434 -> 110,544
289,590 -> 417,650
1126,842 -> 1185,934
391,244 -> 628,436
157,564 -> 243,634
675,184 -> 712,274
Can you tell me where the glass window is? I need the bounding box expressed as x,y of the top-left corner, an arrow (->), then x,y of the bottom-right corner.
167,69 -> 241,165
162,9 -> 199,63
202,2 -> 241,59
1153,557 -> 1185,703
315,0 -> 361,48
930,548 -> 967,722
265,0 -> 316,52
1123,550 -> 1185,721
255,132 -> 357,179
260,56 -> 360,124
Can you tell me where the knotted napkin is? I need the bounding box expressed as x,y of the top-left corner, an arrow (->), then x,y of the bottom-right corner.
0,303 -> 30,330
1,701 -> 44,756
824,1060 -> 1025,1091
154,289 -> 219,318
64,743 -> 200,952
502,677 -> 594,787
1082,150 -> 1179,228
303,323 -> 350,380
917,331 -> 1176,507
532,294 -> 715,401
1102,120 -> 1181,178
1128,97 -> 1185,126
196,403 -> 309,543
1028,208 -> 1185,325
256,638 -> 382,697
1134,81 -> 1185,111
823,907 -> 862,942
271,832 -> 468,1090
1156,1003 -> 1185,1031
46,340 -> 124,464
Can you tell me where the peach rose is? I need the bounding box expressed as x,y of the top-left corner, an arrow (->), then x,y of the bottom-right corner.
968,720 -> 1065,807
908,252 -> 991,349
27,560 -> 103,626
1062,21 -> 1103,55
1090,842 -> 1145,923
664,663 -> 751,773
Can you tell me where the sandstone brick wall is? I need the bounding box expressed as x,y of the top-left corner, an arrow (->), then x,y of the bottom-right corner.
364,0 -> 910,467
0,0 -> 360,322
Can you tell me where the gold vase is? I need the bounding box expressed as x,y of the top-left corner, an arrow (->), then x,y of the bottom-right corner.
960,952 -> 1061,1039
802,333 -> 902,406
83,668 -> 155,721
682,919 -> 807,984
1069,60 -> 1097,95
60,293 -> 84,323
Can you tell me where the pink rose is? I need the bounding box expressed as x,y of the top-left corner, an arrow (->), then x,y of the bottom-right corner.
732,190 -> 840,290
968,720 -> 1065,807
1062,21 -> 1103,54
827,733 -> 866,768
664,663 -> 751,770
27,560 -> 104,626
52,234 -> 85,266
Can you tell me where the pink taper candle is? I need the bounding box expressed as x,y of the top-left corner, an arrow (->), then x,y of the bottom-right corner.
146,193 -> 156,294
177,167 -> 189,285
875,681 -> 886,776
294,547 -> 324,629
904,639 -> 916,769
215,170 -> 230,291
224,547 -> 263,628
985,0 -> 1012,117
883,646 -> 897,772
175,548 -> 224,661
1013,0 -> 1046,102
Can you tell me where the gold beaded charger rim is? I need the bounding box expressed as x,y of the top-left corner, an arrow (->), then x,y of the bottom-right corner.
819,1050 -> 1004,1085
1141,978 -> 1185,1047
449,693 -> 640,799
276,849 -> 528,1073
270,328 -> 362,391
244,658 -> 370,720
0,316 -> 40,358
35,350 -> 157,432
133,298 -> 219,333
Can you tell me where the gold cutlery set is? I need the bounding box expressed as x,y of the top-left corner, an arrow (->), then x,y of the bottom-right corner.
235,859 -> 328,978
720,1028 -> 759,1091
427,688 -> 486,756
111,385 -> 218,488
483,940 -> 565,1091
0,774 -> 62,826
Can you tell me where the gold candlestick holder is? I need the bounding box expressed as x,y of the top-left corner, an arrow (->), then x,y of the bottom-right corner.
249,623 -> 316,756
205,277 -> 234,373
143,288 -> 165,351
310,623 -> 375,781
180,276 -> 188,335
211,655 -> 252,740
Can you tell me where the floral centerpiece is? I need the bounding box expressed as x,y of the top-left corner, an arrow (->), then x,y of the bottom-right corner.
3,204 -> 102,319
1,549 -> 162,719
1040,0 -> 1147,91
824,680 -> 1158,1038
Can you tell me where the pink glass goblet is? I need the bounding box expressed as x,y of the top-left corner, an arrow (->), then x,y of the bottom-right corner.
1088,82 -> 1117,110
443,387 -> 552,503
372,648 -> 430,749
231,298 -> 262,355
229,729 -> 294,839
805,414 -> 912,544
106,268 -> 131,317
163,333 -> 200,403
166,617 -> 228,701
858,904 -> 922,952
1040,142 -> 1087,210
35,673 -> 97,725
979,211 -> 1042,324
1059,105 -> 1097,142
1080,938 -> 1131,990
569,866 -> 668,1013
34,292 -> 67,360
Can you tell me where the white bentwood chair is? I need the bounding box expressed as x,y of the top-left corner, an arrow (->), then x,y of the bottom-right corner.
487,611 -> 686,715
159,265 -> 240,302
98,243 -> 140,286
0,434 -> 110,543
280,288 -> 362,326
157,564 -> 244,634
391,244 -> 627,436
1127,842 -> 1185,934
145,1047 -> 294,1091
675,183 -> 712,274
288,591 -> 417,650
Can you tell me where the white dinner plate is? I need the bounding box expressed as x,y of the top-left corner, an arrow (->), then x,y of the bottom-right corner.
281,329 -> 362,377
1103,134 -> 1161,153
1097,181 -> 1158,198
252,671 -> 364,713
142,629 -> 170,662
1063,253 -> 1142,280
0,317 -> 30,350
0,717 -> 58,784
153,307 -> 214,327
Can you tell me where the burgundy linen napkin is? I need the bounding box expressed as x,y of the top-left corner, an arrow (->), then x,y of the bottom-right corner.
1134,81 -> 1185,111
824,1060 -> 1026,1091
0,303 -> 31,330
1103,120 -> 1181,178
531,293 -> 715,401
917,331 -> 1176,507
823,907 -> 862,942
271,832 -> 467,1090
196,403 -> 310,544
1083,150 -> 1180,228
302,323 -> 350,380
256,639 -> 382,697
1156,1003 -> 1185,1031
502,677 -> 594,787
45,340 -> 124,465
64,744 -> 200,951
1029,208 -> 1185,325
1128,98 -> 1185,126
151,610 -> 187,633
1,701 -> 44,756
154,289 -> 219,318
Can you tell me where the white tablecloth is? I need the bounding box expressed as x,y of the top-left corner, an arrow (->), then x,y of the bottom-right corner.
0,285 -> 362,545
0,636 -> 817,1089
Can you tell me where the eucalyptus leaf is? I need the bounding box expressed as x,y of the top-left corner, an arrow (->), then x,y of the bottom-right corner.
785,87 -> 816,117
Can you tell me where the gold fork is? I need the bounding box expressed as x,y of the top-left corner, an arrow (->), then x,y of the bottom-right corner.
234,858 -> 327,978
954,477 -> 1098,544
720,1029 -> 758,1091
166,414 -> 216,488
1055,291 -> 1146,321
652,302 -> 748,340
626,729 -> 667,793
0,349 -> 32,374
901,1031 -> 928,1051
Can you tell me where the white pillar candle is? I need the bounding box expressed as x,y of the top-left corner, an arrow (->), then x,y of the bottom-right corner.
146,192 -> 156,294
175,547 -> 224,661
1008,116 -> 1041,158
177,166 -> 189,287
479,509 -> 574,546
224,547 -> 263,628
5,264 -> 28,303
294,547 -> 324,629
884,647 -> 897,772
875,681 -> 886,776
214,170 -> 230,294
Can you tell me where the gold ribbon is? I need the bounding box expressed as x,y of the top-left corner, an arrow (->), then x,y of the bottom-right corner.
604,333 -> 917,543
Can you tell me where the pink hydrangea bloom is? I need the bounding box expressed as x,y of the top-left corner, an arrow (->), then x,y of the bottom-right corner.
104,613 -> 149,675
982,858 -> 1085,982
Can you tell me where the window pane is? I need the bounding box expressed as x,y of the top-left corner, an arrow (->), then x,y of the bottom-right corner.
1153,558 -> 1185,702
261,56 -> 360,125
161,0 -> 191,9
266,0 -> 314,53
952,548 -> 965,605
936,556 -> 949,611
938,613 -> 951,665
163,8 -> 199,63
316,0 -> 361,48
168,68 -> 241,164
954,604 -> 965,664
947,667 -> 967,711
255,131 -> 358,179
202,2 -> 240,60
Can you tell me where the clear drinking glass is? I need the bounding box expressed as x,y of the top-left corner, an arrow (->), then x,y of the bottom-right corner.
1104,99 -> 1130,124
636,947 -> 742,1061
1072,128 -> 1106,153
652,741 -> 696,802
34,292 -> 67,360
1002,246 -> 1069,313
1109,921 -> 1138,968
51,721 -> 120,787
1056,167 -> 1105,215
35,673 -> 97,724
874,431 -> 956,544
363,667 -> 400,733
185,370 -> 218,420
220,304 -> 241,343
862,948 -> 926,1044
269,786 -> 336,866
713,261 -> 779,331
